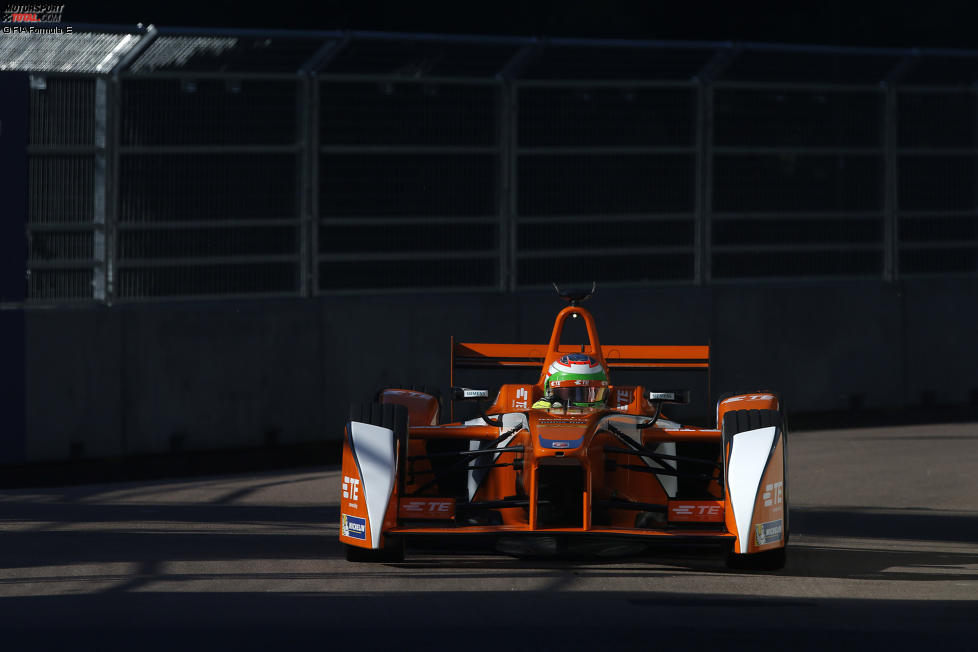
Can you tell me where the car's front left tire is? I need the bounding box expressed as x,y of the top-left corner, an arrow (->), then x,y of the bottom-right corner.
344,537 -> 405,563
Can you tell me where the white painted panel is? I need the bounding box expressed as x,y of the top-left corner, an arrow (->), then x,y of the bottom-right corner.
652,442 -> 677,498
599,415 -> 677,497
349,422 -> 396,549
727,426 -> 776,553
467,414 -> 525,501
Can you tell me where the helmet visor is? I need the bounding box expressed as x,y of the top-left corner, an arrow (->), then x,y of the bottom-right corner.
552,386 -> 607,406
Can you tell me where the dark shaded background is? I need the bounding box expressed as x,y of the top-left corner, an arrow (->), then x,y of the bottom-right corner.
7,0 -> 977,476
64,1 -> 978,49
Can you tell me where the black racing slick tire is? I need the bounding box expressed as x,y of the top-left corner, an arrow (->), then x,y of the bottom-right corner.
722,408 -> 781,433
344,537 -> 405,563
349,401 -> 409,471
345,403 -> 408,563
349,402 -> 409,438
375,385 -> 442,426
374,384 -> 442,404
725,545 -> 786,571
722,408 -> 787,571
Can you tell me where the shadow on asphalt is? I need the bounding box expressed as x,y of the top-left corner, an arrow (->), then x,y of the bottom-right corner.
0,591 -> 973,650
1,493 -> 977,648
1,498 -> 975,584
791,506 -> 978,544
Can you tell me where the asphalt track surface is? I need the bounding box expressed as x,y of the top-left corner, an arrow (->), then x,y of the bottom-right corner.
1,423 -> 977,650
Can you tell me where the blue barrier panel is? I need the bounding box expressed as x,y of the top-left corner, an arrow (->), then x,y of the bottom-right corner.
0,72 -> 28,464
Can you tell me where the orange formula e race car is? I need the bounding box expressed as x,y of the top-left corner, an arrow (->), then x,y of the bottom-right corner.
339,288 -> 788,570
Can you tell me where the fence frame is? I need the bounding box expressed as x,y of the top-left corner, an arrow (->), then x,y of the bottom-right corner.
12,28 -> 978,303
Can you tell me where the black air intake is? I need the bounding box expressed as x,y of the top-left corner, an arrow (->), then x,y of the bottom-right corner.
536,463 -> 584,528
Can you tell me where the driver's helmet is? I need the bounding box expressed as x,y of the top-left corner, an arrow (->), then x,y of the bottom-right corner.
544,353 -> 609,408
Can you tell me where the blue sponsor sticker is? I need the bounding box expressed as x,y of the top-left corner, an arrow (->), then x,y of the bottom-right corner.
342,514 -> 366,540
754,519 -> 783,546
538,435 -> 584,449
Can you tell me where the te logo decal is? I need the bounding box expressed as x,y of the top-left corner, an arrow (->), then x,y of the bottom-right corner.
342,476 -> 360,503
398,498 -> 455,519
668,501 -> 725,522
763,481 -> 783,507
513,387 -> 528,409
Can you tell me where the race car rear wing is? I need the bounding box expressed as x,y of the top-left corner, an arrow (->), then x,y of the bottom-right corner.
452,340 -> 710,371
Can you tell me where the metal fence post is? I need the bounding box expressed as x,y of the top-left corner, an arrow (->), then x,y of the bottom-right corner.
974,87 -> 978,270
883,84 -> 898,282
299,37 -> 349,298
496,41 -> 540,293
496,82 -> 507,292
93,77 -> 108,303
107,74 -> 122,304
694,81 -> 706,285
309,76 -> 321,296
498,81 -> 517,292
298,74 -> 315,296
701,83 -> 715,284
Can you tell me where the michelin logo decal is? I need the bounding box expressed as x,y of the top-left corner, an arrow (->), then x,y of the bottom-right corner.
754,519 -> 783,546
342,514 -> 366,540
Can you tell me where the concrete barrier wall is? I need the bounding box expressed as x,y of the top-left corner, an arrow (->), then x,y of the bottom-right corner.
21,279 -> 978,463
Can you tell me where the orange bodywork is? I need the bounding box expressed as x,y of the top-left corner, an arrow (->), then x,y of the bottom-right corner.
453,307 -> 710,383
746,434 -> 786,553
342,304 -> 786,558
339,426 -> 374,546
394,413 -> 727,534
